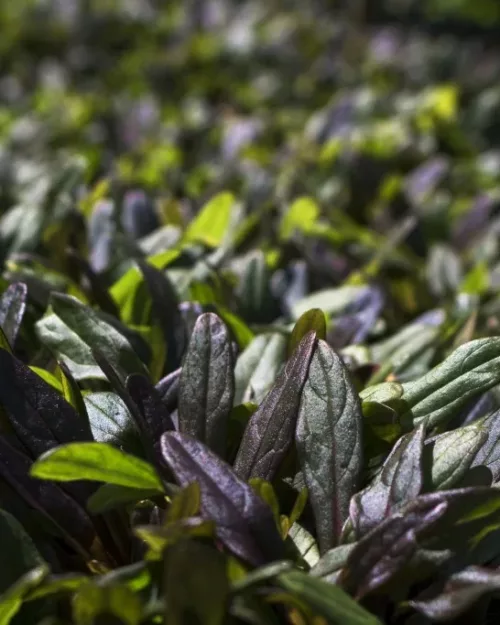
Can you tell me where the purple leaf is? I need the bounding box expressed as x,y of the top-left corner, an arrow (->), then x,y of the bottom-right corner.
161,431 -> 285,566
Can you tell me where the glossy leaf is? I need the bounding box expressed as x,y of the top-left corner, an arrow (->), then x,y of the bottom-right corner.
350,424 -> 426,538
0,282 -> 27,347
289,308 -> 327,356
38,293 -> 146,382
161,431 -> 285,566
178,313 -> 234,456
296,339 -> 362,552
234,332 -> 316,481
425,424 -> 488,490
401,338 -> 500,428
339,500 -> 447,599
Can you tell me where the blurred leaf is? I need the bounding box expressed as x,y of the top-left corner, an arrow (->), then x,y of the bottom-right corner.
184,192 -> 235,247
289,309 -> 327,357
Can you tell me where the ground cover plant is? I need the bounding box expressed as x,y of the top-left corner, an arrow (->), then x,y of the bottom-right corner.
3,1 -> 500,624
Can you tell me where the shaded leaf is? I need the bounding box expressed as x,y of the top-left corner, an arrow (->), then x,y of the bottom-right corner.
73,582 -> 142,625
126,373 -> 175,443
0,348 -> 93,458
0,565 -> 48,625
277,569 -> 382,625
164,540 -> 229,625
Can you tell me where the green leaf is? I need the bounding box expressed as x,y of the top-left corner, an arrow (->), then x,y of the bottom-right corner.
37,293 -> 146,382
87,484 -> 161,514
291,286 -> 369,321
164,540 -> 229,625
277,569 -> 382,625
0,509 -> 45,595
401,338 -> 500,428
178,313 -> 234,456
288,523 -> 320,568
425,424 -> 488,490
234,333 -> 287,405
288,309 -> 327,357
84,391 -> 141,454
73,582 -> 142,625
280,197 -> 319,240
184,192 -> 235,247
29,367 -> 63,394
0,566 -> 48,625
30,442 -> 164,491
296,340 -> 362,552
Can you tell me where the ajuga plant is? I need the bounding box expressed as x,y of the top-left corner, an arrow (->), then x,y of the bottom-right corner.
4,2 -> 500,625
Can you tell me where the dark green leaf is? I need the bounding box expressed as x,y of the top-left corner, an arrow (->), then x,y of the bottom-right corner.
401,338 -> 500,428
164,540 -> 229,625
136,258 -> 184,373
424,423 -> 488,490
234,332 -> 316,482
0,509 -> 45,595
178,313 -> 234,456
277,569 -> 383,625
296,339 -> 362,552
87,484 -> 161,514
471,409 -> 500,480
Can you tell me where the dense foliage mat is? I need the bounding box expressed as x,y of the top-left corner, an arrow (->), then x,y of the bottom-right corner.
3,1 -> 500,624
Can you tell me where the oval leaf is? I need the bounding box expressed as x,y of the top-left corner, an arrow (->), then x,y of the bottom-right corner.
296,340 -> 362,552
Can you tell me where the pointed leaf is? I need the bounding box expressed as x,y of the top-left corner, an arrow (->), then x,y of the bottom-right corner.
161,431 -> 285,566
0,349 -> 93,459
178,313 -> 234,456
0,282 -> 27,347
296,340 -> 362,552
136,258 -> 184,372
411,566 -> 500,622
350,424 -> 426,538
184,192 -> 235,247
31,442 -> 164,491
234,332 -> 316,482
340,500 -> 447,599
0,566 -> 48,625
